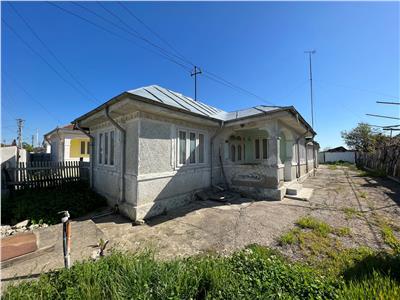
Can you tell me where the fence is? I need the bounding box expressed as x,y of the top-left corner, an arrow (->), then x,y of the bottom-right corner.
356,144 -> 400,179
318,151 -> 356,164
3,161 -> 90,190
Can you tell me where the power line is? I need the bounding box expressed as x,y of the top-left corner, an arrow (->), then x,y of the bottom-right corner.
2,18 -> 98,105
376,101 -> 400,105
49,1 -> 191,72
117,1 -> 194,66
366,113 -> 400,120
8,2 -> 100,103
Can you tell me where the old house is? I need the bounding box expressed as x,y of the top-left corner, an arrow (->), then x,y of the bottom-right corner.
44,125 -> 90,162
73,85 -> 318,221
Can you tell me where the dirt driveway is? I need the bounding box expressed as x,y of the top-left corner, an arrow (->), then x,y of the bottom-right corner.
96,165 -> 400,259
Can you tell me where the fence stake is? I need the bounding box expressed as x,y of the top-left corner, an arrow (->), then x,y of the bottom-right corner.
59,210 -> 71,269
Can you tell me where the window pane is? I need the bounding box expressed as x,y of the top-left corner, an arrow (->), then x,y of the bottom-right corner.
262,139 -> 268,159
199,134 -> 204,163
81,141 -> 85,155
87,142 -> 90,155
99,134 -> 103,164
255,139 -> 260,159
189,132 -> 196,163
231,145 -> 236,162
179,131 -> 186,165
104,132 -> 108,165
238,145 -> 242,161
110,131 -> 114,165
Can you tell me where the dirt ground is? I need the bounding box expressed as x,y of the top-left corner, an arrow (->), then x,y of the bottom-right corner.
2,165 -> 399,284
95,165 -> 400,259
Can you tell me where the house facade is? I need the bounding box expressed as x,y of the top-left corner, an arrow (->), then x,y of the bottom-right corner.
44,125 -> 90,162
73,85 -> 318,221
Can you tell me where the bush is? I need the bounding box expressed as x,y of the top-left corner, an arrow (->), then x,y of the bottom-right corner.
1,182 -> 107,225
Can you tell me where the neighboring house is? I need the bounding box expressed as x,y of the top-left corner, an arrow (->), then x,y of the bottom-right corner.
73,85 -> 318,221
44,125 -> 90,162
319,146 -> 355,163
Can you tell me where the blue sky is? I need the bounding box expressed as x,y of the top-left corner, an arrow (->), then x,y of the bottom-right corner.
2,1 -> 399,149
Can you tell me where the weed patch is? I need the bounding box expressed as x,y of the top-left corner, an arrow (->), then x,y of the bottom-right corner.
358,191 -> 368,199
296,216 -> 333,237
342,207 -> 362,219
1,182 -> 107,225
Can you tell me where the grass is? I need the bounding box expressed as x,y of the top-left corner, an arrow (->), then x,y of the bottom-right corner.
296,216 -> 333,237
1,182 -> 107,225
373,215 -> 400,253
342,207 -> 363,219
2,246 -> 342,300
358,191 -> 368,199
324,161 -> 359,172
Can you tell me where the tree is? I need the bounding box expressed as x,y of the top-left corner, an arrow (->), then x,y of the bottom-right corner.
341,123 -> 378,152
22,142 -> 34,152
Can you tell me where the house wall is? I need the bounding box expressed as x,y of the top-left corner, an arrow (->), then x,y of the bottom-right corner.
135,115 -> 215,220
70,138 -> 90,159
318,151 -> 355,164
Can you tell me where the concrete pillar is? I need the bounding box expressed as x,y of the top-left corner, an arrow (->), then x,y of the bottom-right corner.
267,136 -> 280,166
284,139 -> 297,181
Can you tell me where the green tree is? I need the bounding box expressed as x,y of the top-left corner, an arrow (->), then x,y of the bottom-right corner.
341,123 -> 377,152
22,142 -> 34,152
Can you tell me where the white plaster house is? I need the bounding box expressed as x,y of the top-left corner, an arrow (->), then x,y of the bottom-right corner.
44,125 -> 90,162
73,85 -> 318,221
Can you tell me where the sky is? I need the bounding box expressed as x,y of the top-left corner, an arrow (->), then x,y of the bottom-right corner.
1,1 -> 399,149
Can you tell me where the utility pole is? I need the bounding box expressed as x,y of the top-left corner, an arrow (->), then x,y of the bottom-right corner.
16,118 -> 25,148
305,50 -> 316,128
31,135 -> 34,147
191,66 -> 202,101
36,128 -> 39,147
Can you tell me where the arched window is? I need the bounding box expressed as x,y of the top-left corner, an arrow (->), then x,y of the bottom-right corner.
231,145 -> 236,162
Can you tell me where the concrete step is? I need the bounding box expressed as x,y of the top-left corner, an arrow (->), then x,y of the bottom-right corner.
285,188 -> 313,201
286,183 -> 303,196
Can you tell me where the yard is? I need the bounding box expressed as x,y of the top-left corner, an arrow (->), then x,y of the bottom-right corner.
2,165 -> 400,298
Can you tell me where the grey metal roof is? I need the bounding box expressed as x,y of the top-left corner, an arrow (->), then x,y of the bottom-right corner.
127,85 -> 283,122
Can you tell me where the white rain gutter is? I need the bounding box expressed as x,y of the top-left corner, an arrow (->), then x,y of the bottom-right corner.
210,120 -> 225,187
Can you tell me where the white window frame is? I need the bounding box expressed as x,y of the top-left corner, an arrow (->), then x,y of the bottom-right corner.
97,129 -> 116,167
176,128 -> 207,167
254,136 -> 268,161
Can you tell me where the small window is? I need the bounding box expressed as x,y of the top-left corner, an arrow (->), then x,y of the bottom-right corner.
199,134 -> 205,163
255,139 -> 260,159
262,139 -> 268,159
99,133 -> 103,164
179,131 -> 186,165
104,132 -> 109,165
231,145 -> 236,162
80,141 -> 86,155
110,131 -> 114,165
189,132 -> 196,164
87,142 -> 90,155
238,145 -> 242,161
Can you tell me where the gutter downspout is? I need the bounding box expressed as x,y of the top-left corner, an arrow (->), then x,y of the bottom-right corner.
210,120 -> 224,187
312,134 -> 316,176
74,122 -> 94,188
105,106 -> 126,205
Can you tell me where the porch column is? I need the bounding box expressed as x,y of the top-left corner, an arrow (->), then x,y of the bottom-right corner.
268,136 -> 281,167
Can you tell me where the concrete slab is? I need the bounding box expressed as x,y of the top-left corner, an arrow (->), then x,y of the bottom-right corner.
1,233 -> 37,262
285,187 -> 314,201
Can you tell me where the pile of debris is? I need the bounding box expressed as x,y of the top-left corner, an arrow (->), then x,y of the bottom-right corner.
196,185 -> 240,203
0,220 -> 48,238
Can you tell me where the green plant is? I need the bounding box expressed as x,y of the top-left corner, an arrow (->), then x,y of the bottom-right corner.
358,191 -> 368,199
278,228 -> 300,245
296,216 -> 333,237
1,182 -> 107,225
342,207 -> 362,219
336,227 -> 351,237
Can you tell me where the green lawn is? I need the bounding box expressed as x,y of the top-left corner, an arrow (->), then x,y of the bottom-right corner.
1,182 -> 107,225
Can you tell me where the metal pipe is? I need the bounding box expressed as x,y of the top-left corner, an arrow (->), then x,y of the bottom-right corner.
59,210 -> 71,269
210,121 -> 224,187
74,122 -> 94,188
105,106 -> 126,204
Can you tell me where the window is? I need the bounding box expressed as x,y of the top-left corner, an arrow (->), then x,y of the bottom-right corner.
238,145 -> 242,161
199,134 -> 204,163
189,132 -> 196,164
231,145 -> 236,162
179,131 -> 186,165
104,132 -> 109,164
255,139 -> 260,159
99,133 -> 103,164
80,141 -> 86,155
110,131 -> 114,165
87,142 -> 90,155
262,139 -> 268,159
